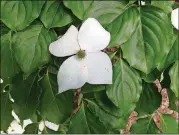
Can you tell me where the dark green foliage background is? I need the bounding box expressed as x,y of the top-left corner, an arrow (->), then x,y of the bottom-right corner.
0,0 -> 178,134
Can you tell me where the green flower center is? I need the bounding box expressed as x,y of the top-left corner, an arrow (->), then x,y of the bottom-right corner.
77,50 -> 86,59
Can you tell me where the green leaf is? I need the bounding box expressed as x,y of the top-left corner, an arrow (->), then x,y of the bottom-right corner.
38,72 -> 74,124
12,23 -> 57,75
42,125 -> 68,134
169,61 -> 178,97
106,59 -> 142,116
151,0 -> 174,14
67,102 -> 109,134
81,83 -> 105,93
157,32 -> 178,70
135,82 -> 162,116
140,69 -> 161,83
0,31 -> 20,90
1,1 -> 45,31
168,89 -> 178,111
107,6 -> 139,47
160,114 -> 178,134
94,91 -> 122,117
10,73 -> 42,120
86,99 -> 126,133
23,123 -> 39,134
121,6 -> 173,74
0,92 -> 14,131
64,1 -> 128,25
40,1 -> 72,29
131,116 -> 160,134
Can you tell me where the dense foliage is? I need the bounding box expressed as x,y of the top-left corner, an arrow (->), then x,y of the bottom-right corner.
1,0 -> 178,134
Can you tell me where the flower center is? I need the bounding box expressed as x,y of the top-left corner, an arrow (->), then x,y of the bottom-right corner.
77,50 -> 86,59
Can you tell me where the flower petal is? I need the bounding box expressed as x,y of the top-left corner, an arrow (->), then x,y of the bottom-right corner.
86,51 -> 112,84
57,55 -> 88,93
171,8 -> 179,30
78,18 -> 111,52
49,25 -> 80,57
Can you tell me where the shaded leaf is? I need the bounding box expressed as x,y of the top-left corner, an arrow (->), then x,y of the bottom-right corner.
106,59 -> 142,116
135,82 -> 162,116
169,61 -> 178,97
1,1 -> 45,31
0,31 -> 20,90
38,72 -> 74,124
0,23 -> 9,36
121,6 -> 173,74
160,114 -> 178,134
168,89 -> 178,111
10,73 -> 42,120
23,123 -> 39,134
140,69 -> 161,83
64,1 -> 128,25
0,92 -> 14,131
81,83 -> 105,93
94,90 -> 122,117
131,116 -> 160,134
40,1 -> 72,29
12,23 -> 57,75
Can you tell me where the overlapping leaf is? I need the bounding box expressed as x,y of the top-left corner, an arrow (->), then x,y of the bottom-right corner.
12,23 -> 57,75
1,1 -> 45,31
38,72 -> 74,124
10,73 -> 42,120
1,92 -> 14,131
0,31 -> 20,90
135,82 -> 162,116
106,59 -> 142,116
64,1 -> 128,25
121,6 -> 173,74
40,1 -> 72,29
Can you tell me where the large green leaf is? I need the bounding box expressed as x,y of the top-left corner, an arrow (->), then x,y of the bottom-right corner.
131,116 -> 160,134
40,1 -> 72,29
106,6 -> 139,47
157,32 -> 178,70
169,61 -> 178,97
121,6 -> 173,74
168,89 -> 178,111
160,114 -> 178,134
64,1 -> 128,25
23,123 -> 39,134
67,102 -> 109,134
12,23 -> 57,75
106,59 -> 142,116
135,82 -> 162,116
0,31 -> 20,90
0,1 -> 45,31
151,0 -> 174,14
0,92 -> 14,131
38,72 -> 74,124
10,73 -> 42,120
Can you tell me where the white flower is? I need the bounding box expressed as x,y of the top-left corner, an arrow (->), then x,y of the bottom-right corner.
49,18 -> 112,93
171,8 -> 179,30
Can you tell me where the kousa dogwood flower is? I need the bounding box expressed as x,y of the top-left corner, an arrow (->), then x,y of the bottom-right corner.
171,8 -> 179,30
49,18 -> 112,93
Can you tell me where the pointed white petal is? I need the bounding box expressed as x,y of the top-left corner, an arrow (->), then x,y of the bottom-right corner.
57,55 -> 88,93
171,8 -> 179,30
86,51 -> 112,84
49,25 -> 80,57
78,18 -> 111,52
